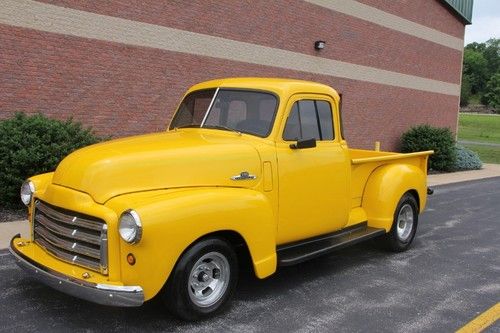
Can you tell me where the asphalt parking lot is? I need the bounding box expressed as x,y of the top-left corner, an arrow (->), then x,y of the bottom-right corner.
1,177 -> 499,332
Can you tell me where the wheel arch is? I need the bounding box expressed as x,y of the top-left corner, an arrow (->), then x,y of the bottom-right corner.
173,230 -> 256,280
362,163 -> 427,231
407,189 -> 420,211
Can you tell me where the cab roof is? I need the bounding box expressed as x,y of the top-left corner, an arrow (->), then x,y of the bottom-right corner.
187,77 -> 340,100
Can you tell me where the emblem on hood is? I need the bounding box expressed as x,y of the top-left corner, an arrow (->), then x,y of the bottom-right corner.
230,171 -> 256,181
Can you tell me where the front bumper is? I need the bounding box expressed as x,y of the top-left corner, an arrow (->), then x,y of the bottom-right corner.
9,234 -> 144,307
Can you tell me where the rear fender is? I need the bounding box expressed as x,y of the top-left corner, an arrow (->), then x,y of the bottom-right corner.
362,164 -> 427,231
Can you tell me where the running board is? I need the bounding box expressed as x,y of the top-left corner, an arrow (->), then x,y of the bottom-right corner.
277,222 -> 385,266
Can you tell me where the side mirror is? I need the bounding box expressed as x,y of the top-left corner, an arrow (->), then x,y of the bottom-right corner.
290,138 -> 317,149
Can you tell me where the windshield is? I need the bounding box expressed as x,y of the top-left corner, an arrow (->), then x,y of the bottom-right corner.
169,89 -> 278,137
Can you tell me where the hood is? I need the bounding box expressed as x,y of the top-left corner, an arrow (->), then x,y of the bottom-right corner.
52,130 -> 261,203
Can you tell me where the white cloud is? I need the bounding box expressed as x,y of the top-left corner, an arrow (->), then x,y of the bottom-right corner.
464,0 -> 500,44
464,16 -> 500,44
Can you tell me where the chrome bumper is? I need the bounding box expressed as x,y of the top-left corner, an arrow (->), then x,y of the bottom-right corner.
9,234 -> 144,307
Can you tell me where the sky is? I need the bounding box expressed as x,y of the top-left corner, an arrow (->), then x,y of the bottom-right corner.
464,0 -> 500,45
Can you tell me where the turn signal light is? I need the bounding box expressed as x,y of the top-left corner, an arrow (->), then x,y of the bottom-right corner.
127,253 -> 136,266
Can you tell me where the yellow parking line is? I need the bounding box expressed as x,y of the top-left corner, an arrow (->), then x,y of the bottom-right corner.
456,302 -> 500,333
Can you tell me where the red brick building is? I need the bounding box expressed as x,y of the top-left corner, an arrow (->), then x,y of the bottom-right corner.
0,0 -> 472,150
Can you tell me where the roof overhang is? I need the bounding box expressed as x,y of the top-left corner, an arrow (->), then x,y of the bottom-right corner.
440,0 -> 473,25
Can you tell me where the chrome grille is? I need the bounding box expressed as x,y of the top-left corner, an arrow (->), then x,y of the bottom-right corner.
33,200 -> 108,274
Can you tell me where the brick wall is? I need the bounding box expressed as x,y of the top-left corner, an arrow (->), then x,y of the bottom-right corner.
0,0 -> 465,150
36,0 -> 463,83
356,0 -> 466,38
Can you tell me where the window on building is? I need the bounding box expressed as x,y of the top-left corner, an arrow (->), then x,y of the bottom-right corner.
283,100 -> 335,141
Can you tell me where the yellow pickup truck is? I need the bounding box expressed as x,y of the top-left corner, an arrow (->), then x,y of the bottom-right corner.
10,78 -> 432,320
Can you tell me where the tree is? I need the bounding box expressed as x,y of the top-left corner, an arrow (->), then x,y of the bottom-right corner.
465,41 -> 486,53
462,39 -> 500,105
483,38 -> 500,74
481,73 -> 500,112
460,75 -> 472,106
462,48 -> 489,94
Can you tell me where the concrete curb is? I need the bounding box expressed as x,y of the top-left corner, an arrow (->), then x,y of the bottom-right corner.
427,163 -> 500,186
2,164 -> 500,250
1,220 -> 30,250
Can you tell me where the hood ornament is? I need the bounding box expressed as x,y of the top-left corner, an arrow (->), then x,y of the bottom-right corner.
230,171 -> 256,181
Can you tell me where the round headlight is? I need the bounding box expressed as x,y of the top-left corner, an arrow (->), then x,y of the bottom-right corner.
119,209 -> 142,244
20,180 -> 35,206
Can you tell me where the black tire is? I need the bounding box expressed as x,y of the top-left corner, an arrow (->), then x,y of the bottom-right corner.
383,193 -> 419,252
163,237 -> 238,321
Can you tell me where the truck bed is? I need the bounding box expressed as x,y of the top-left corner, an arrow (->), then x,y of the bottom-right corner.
348,149 -> 432,222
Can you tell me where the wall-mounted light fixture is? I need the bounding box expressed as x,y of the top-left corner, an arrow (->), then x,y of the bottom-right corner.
314,41 -> 326,50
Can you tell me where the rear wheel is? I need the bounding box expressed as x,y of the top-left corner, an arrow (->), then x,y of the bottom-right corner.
163,237 -> 238,320
383,193 -> 419,252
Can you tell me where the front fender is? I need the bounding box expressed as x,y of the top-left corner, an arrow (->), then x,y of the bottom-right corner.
362,164 -> 427,231
30,172 -> 54,196
106,187 -> 277,301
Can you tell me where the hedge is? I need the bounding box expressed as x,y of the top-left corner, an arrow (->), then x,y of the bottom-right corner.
401,125 -> 456,172
0,113 -> 102,207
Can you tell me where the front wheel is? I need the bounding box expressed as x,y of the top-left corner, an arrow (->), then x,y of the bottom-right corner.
383,193 -> 419,252
163,237 -> 238,320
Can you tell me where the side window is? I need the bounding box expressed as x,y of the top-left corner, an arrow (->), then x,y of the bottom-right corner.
298,101 -> 320,140
283,100 -> 335,141
283,103 -> 300,140
316,101 -> 334,140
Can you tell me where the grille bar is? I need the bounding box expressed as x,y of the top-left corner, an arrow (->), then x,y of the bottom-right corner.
36,200 -> 103,231
35,214 -> 100,245
33,200 -> 107,274
35,225 -> 100,259
35,238 -> 101,272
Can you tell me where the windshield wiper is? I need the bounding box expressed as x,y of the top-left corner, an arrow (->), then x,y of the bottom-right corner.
203,125 -> 241,135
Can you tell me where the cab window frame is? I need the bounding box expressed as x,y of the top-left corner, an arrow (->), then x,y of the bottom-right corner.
282,99 -> 336,142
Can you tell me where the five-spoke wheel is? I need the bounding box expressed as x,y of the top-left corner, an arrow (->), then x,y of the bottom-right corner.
188,252 -> 230,308
163,237 -> 238,320
383,193 -> 419,252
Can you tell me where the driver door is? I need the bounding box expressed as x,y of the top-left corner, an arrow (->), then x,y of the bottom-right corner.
276,94 -> 350,244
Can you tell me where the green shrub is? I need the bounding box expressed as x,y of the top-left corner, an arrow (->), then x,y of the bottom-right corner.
401,125 -> 456,172
453,145 -> 482,171
0,113 -> 102,207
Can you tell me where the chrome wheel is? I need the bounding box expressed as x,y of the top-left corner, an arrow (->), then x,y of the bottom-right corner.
188,251 -> 230,308
396,203 -> 414,241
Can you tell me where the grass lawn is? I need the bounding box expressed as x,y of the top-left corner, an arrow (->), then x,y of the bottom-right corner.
458,113 -> 500,164
463,144 -> 500,164
458,114 -> 500,144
